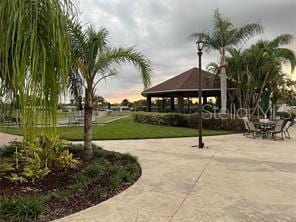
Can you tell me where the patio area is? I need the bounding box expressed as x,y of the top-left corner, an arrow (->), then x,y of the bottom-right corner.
55,126 -> 296,222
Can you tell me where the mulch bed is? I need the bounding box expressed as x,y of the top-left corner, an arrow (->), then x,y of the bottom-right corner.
0,152 -> 141,221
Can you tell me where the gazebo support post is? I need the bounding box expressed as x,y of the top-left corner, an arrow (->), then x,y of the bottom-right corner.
177,95 -> 184,113
162,97 -> 165,112
187,97 -> 190,113
203,96 -> 207,105
147,96 -> 151,112
170,97 -> 174,112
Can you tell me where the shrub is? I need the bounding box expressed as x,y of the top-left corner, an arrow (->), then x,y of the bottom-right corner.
84,163 -> 103,177
110,174 -> 121,189
94,187 -> 107,198
121,153 -> 137,163
0,146 -> 13,158
68,143 -> 84,156
4,134 -> 80,183
50,190 -> 73,200
0,161 -> 14,175
133,112 -> 245,132
70,174 -> 89,185
187,113 -> 245,132
132,112 -> 188,127
0,195 -> 45,221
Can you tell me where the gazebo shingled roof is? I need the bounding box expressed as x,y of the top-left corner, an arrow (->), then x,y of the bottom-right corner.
142,67 -> 236,113
142,67 -> 220,96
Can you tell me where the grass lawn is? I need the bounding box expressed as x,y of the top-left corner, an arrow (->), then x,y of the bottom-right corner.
0,117 -> 228,140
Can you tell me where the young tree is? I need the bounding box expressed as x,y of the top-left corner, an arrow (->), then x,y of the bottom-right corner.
69,23 -> 152,160
191,9 -> 263,113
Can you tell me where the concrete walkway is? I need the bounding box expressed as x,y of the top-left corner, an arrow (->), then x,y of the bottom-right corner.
56,127 -> 296,222
0,132 -> 21,145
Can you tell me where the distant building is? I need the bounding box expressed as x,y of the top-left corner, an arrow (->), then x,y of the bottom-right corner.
110,105 -> 130,112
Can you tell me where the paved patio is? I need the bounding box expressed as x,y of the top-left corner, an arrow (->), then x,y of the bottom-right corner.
55,126 -> 296,222
0,128 -> 295,222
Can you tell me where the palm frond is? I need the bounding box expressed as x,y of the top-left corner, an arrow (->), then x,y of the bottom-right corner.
231,23 -> 263,45
269,34 -> 295,48
94,47 -> 152,89
276,48 -> 296,72
0,0 -> 75,139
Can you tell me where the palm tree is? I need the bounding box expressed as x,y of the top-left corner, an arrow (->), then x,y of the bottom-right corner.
249,34 -> 296,111
191,9 -> 263,113
68,22 -> 152,160
0,0 -> 74,139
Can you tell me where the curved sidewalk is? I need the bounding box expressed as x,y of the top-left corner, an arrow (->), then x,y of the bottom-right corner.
0,132 -> 21,145
57,127 -> 296,222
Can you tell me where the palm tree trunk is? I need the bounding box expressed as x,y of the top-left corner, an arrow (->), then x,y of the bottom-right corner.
237,87 -> 243,109
220,48 -> 227,113
83,87 -> 93,160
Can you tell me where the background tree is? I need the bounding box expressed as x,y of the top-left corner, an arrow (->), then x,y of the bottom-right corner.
121,99 -> 131,107
69,22 -> 152,160
93,96 -> 107,111
276,79 -> 296,106
191,8 -> 263,113
132,99 -> 147,111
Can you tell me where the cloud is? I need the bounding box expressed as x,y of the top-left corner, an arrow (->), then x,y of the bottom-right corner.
78,0 -> 296,102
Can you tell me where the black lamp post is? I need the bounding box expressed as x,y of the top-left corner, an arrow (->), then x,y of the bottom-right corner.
196,35 -> 204,149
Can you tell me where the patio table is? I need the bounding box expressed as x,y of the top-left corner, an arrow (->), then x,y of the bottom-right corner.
255,120 -> 275,138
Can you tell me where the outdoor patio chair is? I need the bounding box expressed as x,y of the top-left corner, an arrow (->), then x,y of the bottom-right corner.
283,121 -> 293,139
246,120 -> 262,138
268,119 -> 285,140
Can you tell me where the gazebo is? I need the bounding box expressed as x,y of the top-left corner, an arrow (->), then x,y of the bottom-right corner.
142,67 -> 235,113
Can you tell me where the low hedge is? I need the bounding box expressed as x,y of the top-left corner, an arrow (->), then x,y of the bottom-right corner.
132,112 -> 245,132
132,112 -> 188,127
187,113 -> 244,132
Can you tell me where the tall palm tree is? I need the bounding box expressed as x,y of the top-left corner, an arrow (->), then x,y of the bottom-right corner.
0,0 -> 74,139
68,22 -> 152,160
191,9 -> 263,113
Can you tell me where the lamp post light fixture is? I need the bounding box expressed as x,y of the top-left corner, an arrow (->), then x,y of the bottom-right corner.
196,35 -> 205,149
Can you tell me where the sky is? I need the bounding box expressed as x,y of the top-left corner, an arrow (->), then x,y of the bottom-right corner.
78,0 -> 296,103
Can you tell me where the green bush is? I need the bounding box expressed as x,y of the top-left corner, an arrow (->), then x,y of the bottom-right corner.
68,143 -> 84,155
0,195 -> 45,221
121,153 -> 138,163
4,134 -> 80,183
50,190 -> 73,200
132,112 -> 188,127
84,163 -> 103,177
187,113 -> 245,132
70,173 -> 89,185
133,112 -> 245,132
94,187 -> 107,198
0,141 -> 22,158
